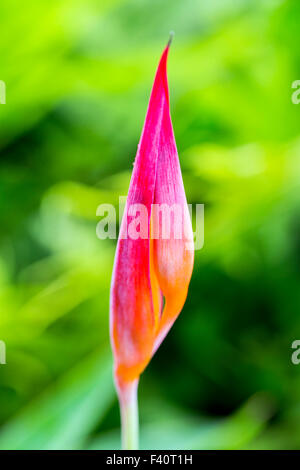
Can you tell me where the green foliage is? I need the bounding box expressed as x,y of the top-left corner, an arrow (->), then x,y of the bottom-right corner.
0,0 -> 300,449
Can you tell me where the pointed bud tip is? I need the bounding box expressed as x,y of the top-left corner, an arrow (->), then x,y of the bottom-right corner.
167,31 -> 175,48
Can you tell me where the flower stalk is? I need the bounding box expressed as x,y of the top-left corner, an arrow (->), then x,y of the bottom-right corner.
118,380 -> 139,450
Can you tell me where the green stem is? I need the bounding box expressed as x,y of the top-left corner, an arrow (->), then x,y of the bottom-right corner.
118,379 -> 139,450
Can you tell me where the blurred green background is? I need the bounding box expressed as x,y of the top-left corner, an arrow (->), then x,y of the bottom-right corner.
1,0 -> 300,450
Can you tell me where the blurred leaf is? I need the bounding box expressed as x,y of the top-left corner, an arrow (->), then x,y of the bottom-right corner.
0,350 -> 114,450
88,393 -> 273,450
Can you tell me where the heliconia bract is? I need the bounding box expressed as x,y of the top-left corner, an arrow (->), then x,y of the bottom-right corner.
110,38 -> 194,449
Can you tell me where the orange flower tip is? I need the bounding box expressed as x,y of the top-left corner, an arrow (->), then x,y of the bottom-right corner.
167,31 -> 175,48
